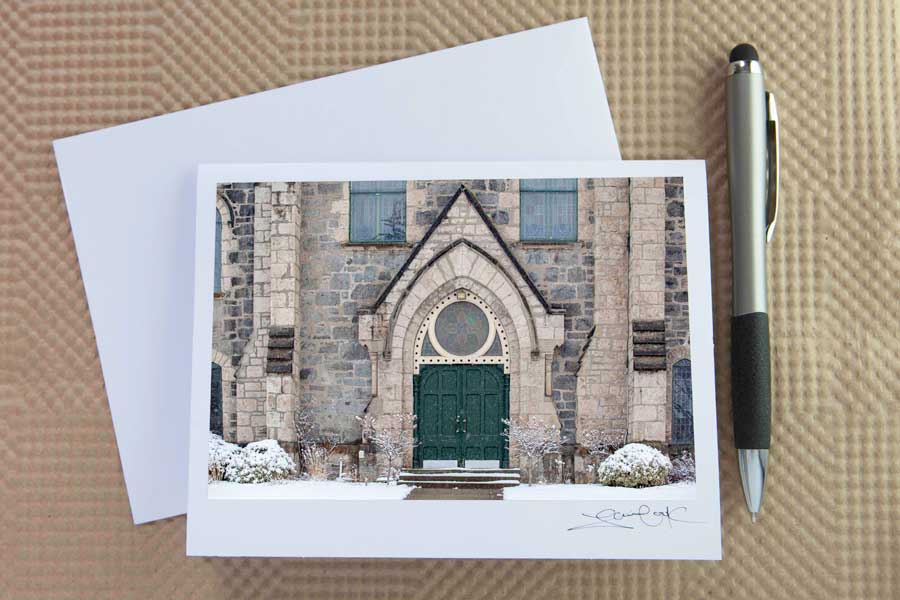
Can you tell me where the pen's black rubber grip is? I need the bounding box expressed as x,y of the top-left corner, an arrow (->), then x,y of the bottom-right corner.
732,312 -> 771,449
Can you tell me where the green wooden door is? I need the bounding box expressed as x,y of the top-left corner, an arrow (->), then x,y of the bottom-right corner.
414,365 -> 508,467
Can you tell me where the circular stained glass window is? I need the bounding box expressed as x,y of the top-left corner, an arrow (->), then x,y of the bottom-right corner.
433,301 -> 491,356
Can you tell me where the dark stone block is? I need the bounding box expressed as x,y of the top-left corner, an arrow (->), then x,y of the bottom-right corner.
567,268 -> 585,283
316,291 -> 341,306
330,273 -> 350,290
555,375 -> 576,390
267,348 -> 293,361
526,252 -> 549,265
674,291 -> 689,302
559,343 -> 580,358
633,320 -> 665,332
633,331 -> 665,344
268,338 -> 295,349
633,344 -> 666,356
666,246 -> 684,262
331,326 -> 353,340
267,363 -> 292,374
544,267 -> 559,282
318,182 -> 344,195
633,356 -> 666,370
225,189 -> 246,203
239,204 -> 255,217
238,237 -> 253,251
550,286 -> 576,301
416,210 -> 437,226
227,252 -> 239,264
492,210 -> 509,224
269,326 -> 294,338
665,183 -> 684,197
351,283 -> 383,301
342,344 -> 370,360
667,200 -> 684,218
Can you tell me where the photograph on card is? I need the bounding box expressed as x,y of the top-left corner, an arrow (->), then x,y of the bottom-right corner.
206,177 -> 696,503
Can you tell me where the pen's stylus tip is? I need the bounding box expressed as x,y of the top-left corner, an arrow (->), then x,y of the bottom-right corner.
729,43 -> 759,63
750,512 -> 758,523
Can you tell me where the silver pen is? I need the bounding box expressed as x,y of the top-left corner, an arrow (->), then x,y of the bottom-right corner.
726,43 -> 779,523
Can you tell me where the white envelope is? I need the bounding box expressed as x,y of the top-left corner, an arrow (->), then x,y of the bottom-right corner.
53,18 -> 620,524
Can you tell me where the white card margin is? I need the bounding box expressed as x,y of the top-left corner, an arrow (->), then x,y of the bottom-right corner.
187,160 -> 720,560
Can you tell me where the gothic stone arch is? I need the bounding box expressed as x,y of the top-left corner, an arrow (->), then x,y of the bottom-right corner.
357,188 -> 565,468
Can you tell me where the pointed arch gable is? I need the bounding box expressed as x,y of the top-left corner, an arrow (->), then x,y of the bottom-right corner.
386,240 -> 540,357
372,185 -> 553,316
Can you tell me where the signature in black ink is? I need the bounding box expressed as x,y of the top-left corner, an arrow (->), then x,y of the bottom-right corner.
568,505 -> 703,531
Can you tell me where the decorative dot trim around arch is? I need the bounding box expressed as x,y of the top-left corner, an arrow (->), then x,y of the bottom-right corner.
413,290 -> 510,374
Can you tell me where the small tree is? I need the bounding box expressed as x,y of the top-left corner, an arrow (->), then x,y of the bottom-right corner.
294,405 -> 341,480
502,417 -> 561,484
581,428 -> 626,482
358,414 -> 417,482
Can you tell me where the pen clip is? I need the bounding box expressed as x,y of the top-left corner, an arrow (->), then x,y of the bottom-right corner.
765,91 -> 779,243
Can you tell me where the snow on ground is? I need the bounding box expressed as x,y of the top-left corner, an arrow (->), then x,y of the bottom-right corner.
503,481 -> 696,501
208,480 -> 413,500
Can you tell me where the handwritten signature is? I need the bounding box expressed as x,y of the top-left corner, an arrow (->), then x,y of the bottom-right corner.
568,505 -> 703,531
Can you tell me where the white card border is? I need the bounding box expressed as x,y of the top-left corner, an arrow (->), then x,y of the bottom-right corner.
187,160 -> 720,560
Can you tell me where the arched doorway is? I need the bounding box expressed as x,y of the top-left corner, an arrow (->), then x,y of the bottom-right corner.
412,291 -> 510,468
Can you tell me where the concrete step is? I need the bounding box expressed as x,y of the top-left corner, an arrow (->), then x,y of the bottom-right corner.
401,468 -> 521,476
398,468 -> 521,489
398,479 -> 520,489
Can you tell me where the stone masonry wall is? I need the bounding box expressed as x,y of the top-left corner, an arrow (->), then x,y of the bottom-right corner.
215,183 -> 256,370
214,183 -> 257,442
575,178 -> 631,442
626,178 -> 668,443
265,183 -> 302,443
297,181 -> 409,438
665,177 -> 689,347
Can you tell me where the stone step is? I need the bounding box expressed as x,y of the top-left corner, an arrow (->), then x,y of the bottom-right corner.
401,468 -> 521,475
398,468 -> 522,489
399,473 -> 520,483
397,479 -> 521,489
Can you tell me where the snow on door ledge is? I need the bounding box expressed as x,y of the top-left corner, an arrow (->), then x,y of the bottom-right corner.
465,460 -> 500,469
423,460 -> 458,469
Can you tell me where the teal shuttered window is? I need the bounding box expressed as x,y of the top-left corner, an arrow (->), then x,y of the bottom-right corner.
350,181 -> 406,243
520,178 -> 578,242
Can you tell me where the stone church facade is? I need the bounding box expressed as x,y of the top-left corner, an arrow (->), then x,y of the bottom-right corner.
211,177 -> 692,478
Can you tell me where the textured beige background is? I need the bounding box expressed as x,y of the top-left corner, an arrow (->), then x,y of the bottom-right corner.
2,1 -> 897,598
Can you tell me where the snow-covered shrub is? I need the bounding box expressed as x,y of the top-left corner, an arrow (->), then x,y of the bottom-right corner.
597,443 -> 672,488
668,450 -> 696,483
225,439 -> 296,483
208,433 -> 240,481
